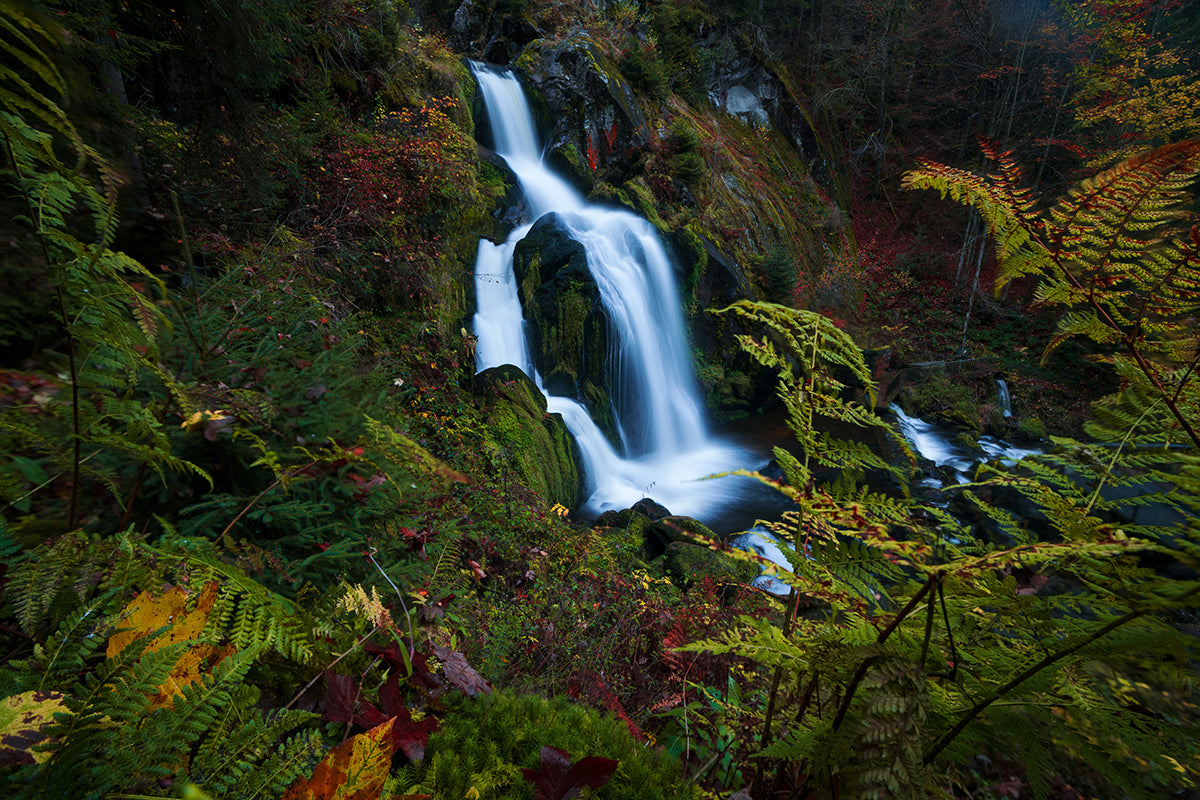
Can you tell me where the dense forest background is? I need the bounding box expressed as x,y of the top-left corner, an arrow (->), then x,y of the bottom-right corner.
1,1 -> 1198,798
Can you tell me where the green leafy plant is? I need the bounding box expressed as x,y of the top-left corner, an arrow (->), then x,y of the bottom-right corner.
2,1 -> 206,531
902,138 -> 1200,450
685,300 -> 1200,799
0,527 -> 327,798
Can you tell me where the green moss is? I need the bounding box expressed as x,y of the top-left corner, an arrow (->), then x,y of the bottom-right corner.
544,282 -> 591,373
662,542 -> 758,590
393,690 -> 701,799
618,178 -> 668,233
477,366 -> 582,507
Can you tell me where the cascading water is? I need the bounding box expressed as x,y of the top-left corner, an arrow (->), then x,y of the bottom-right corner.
996,378 -> 1013,418
470,63 -> 754,520
891,403 -> 1041,487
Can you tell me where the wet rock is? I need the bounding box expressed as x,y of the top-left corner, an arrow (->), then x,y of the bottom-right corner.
450,0 -> 539,64
520,35 -> 651,182
596,507 -> 757,592
632,497 -> 671,521
474,364 -> 583,508
512,213 -> 616,444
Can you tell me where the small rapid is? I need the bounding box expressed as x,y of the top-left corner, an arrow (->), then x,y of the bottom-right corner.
891,403 -> 1040,486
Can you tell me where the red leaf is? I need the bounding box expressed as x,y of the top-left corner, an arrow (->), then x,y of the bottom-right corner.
521,746 -> 619,800
386,706 -> 439,763
324,671 -> 388,728
378,673 -> 405,718
323,671 -> 358,725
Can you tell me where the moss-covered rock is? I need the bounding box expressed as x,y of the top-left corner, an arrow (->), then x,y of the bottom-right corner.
519,32 -> 651,185
475,364 -> 583,508
646,514 -> 757,590
511,213 -> 617,445
596,507 -> 757,591
662,541 -> 758,591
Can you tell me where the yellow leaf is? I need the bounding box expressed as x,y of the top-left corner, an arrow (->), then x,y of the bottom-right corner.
282,718 -> 398,800
0,690 -> 68,766
107,582 -> 232,709
181,409 -> 231,431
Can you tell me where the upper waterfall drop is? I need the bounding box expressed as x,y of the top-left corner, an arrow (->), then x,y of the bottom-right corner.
469,62 -> 752,520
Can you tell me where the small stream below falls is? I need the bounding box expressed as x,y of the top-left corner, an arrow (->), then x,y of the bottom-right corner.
730,406 -> 1044,593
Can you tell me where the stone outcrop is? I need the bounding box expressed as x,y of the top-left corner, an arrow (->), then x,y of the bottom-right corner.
450,0 -> 540,65
518,33 -> 651,183
511,213 -> 617,445
474,364 -> 583,508
704,37 -> 784,129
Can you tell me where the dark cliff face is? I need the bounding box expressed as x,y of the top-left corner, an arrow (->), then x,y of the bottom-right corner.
517,37 -> 651,187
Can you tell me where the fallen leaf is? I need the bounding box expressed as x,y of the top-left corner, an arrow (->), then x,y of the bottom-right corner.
0,690 -> 67,766
434,646 -> 492,697
282,717 -> 398,800
322,672 -> 437,761
106,582 -> 232,708
521,746 -> 618,800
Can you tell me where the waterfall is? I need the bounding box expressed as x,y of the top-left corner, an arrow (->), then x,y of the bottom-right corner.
470,63 -> 751,520
995,378 -> 1013,418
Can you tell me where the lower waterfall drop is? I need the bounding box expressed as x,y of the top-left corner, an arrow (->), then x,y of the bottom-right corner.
470,63 -> 755,521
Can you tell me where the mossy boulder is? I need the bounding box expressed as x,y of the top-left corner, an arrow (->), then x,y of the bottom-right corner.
647,516 -> 757,590
511,213 -> 617,445
597,506 -> 757,591
662,541 -> 758,591
474,364 -> 583,508
519,32 -> 650,185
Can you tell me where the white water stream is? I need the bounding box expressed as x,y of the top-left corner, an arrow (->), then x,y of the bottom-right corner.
891,403 -> 1041,486
471,64 -> 755,520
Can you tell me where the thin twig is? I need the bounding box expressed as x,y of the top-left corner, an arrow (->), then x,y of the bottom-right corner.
213,460 -> 315,547
283,626 -> 379,711
830,575 -> 937,732
366,547 -> 417,662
